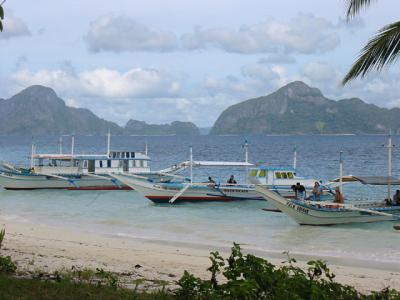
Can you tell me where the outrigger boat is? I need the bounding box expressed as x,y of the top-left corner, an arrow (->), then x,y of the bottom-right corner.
0,134 -> 177,190
112,161 -> 260,203
112,145 -> 334,204
256,135 -> 400,225
255,185 -> 400,225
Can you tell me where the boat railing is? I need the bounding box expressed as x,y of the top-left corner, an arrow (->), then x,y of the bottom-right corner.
34,166 -> 80,175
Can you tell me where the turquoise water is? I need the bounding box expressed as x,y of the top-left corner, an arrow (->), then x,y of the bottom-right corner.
0,135 -> 400,264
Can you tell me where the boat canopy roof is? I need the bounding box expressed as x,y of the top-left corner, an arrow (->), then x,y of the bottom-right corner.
251,166 -> 296,172
180,160 -> 254,167
332,175 -> 400,185
33,152 -> 150,161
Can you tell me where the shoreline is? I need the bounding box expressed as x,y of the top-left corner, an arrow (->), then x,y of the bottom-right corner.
1,216 -> 399,293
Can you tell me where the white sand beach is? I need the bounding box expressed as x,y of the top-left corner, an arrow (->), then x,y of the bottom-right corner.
1,216 -> 399,293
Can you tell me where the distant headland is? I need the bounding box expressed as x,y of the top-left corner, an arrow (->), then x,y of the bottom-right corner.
2,82 -> 400,135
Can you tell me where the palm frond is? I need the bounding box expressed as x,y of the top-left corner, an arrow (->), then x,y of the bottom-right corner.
342,21 -> 400,85
346,0 -> 376,20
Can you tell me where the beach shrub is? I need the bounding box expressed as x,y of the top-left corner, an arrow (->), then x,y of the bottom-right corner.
0,256 -> 17,274
96,267 -> 119,290
0,228 -> 5,249
175,243 -> 364,300
0,229 -> 17,274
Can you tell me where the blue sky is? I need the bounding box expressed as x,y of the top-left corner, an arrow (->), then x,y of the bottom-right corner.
1,0 -> 400,127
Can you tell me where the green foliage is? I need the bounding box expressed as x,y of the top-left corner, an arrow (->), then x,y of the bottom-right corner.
0,4 -> 3,32
0,274 -> 173,300
175,243 -> 400,300
96,267 -> 119,290
0,256 -> 17,274
0,228 -> 5,249
0,228 -> 17,274
343,1 -> 400,84
315,121 -> 325,133
346,0 -> 376,20
343,21 -> 400,84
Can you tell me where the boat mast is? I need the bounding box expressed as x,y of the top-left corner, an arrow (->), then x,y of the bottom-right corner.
189,146 -> 193,184
244,140 -> 249,184
59,136 -> 63,154
339,151 -> 343,194
145,141 -> 148,156
107,129 -> 111,157
30,142 -> 35,169
386,132 -> 393,202
293,146 -> 297,169
71,135 -> 75,164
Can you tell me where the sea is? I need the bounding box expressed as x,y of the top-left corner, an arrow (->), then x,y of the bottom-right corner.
0,134 -> 400,266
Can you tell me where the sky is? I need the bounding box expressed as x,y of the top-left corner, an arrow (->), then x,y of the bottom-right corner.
1,0 -> 400,127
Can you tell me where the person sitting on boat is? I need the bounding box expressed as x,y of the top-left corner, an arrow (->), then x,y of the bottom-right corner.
334,187 -> 344,204
294,182 -> 306,200
312,181 -> 321,201
206,176 -> 216,187
393,190 -> 400,206
207,176 -> 215,183
227,175 -> 237,185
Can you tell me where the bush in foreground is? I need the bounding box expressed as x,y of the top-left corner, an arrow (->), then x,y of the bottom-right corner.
175,243 -> 400,300
0,238 -> 399,299
0,229 -> 17,274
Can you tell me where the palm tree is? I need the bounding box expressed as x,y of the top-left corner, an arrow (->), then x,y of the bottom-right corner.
342,0 -> 400,84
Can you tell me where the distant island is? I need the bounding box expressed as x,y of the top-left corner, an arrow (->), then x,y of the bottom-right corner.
0,85 -> 199,135
125,119 -> 199,136
210,81 -> 400,135
3,82 -> 400,136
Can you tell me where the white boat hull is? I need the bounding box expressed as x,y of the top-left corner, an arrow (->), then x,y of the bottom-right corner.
0,173 -> 131,190
113,174 -> 263,203
255,186 -> 398,225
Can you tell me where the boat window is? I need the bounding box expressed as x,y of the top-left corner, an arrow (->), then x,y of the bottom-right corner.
119,160 -> 123,167
131,152 -> 135,158
107,160 -> 111,168
249,169 -> 257,177
83,160 -> 88,168
99,160 -> 103,168
126,152 -> 130,158
281,172 -> 288,179
287,172 -> 294,179
275,172 -> 282,179
259,170 -> 266,177
112,152 -> 116,158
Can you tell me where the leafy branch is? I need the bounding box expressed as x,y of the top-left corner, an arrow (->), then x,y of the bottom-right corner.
0,0 -> 5,32
342,21 -> 400,84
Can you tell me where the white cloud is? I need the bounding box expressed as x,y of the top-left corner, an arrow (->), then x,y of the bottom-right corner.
9,67 -> 180,99
0,12 -> 30,39
258,54 -> 296,64
181,13 -> 340,54
84,15 -> 178,52
301,61 -> 341,83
